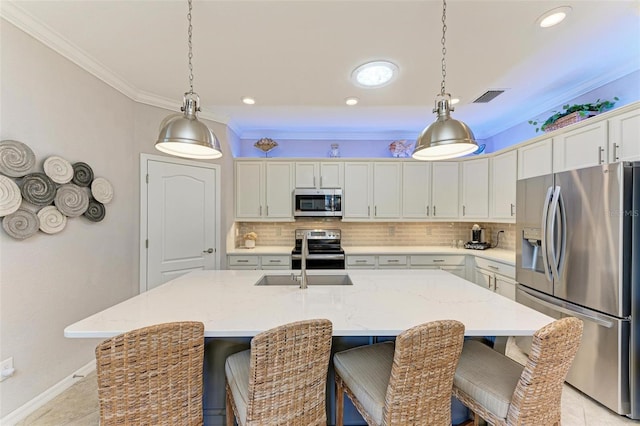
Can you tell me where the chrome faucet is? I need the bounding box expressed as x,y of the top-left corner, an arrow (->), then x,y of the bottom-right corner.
298,231 -> 309,289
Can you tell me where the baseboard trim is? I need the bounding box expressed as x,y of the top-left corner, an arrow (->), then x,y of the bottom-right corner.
1,360 -> 96,426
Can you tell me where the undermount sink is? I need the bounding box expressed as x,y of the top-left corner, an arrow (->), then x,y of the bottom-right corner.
255,274 -> 353,286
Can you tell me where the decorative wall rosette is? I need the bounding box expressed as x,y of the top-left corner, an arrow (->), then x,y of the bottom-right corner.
37,205 -> 67,234
21,173 -> 57,206
0,140 -> 36,177
2,209 -> 40,240
55,184 -> 89,217
72,162 -> 94,187
84,198 -> 106,222
43,156 -> 73,184
0,175 -> 22,217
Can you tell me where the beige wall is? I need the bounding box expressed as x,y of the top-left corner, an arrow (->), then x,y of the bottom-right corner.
0,20 -> 236,416
237,221 -> 516,251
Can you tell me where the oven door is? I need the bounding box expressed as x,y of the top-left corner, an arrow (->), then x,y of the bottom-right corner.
291,254 -> 345,270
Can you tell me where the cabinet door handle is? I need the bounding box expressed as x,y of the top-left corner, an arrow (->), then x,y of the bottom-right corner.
320,176 -> 323,187
489,275 -> 494,290
355,260 -> 367,263
598,146 -> 605,164
510,203 -> 515,216
368,206 -> 370,216
259,206 -> 262,216
433,206 -> 437,216
375,206 -> 377,216
462,205 -> 466,216
237,260 -> 249,263
426,205 -> 430,216
432,259 -> 445,263
488,265 -> 500,271
613,143 -> 620,161
269,259 -> 281,263
313,176 -> 316,187
266,206 -> 269,216
387,259 -> 399,263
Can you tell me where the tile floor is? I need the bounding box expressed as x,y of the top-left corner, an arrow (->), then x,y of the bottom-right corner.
13,338 -> 640,425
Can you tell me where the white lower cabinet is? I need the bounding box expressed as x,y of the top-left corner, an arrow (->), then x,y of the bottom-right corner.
228,254 -> 290,270
473,257 -> 516,300
346,255 -> 376,269
409,255 -> 467,279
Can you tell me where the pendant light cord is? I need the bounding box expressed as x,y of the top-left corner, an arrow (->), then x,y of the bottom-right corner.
187,0 -> 194,95
440,0 -> 447,97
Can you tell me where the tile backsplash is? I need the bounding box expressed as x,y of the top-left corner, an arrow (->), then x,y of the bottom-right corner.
236,221 -> 516,251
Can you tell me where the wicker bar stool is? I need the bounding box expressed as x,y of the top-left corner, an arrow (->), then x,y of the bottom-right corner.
95,321 -> 205,426
453,317 -> 583,426
224,318 -> 333,426
333,320 -> 465,426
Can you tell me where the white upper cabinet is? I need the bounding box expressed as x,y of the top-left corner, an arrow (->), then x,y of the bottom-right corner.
372,162 -> 401,219
553,120 -> 608,172
343,162 -> 372,219
343,162 -> 401,220
431,162 -> 459,219
490,150 -> 517,220
608,107 -> 640,162
235,161 -> 293,220
265,162 -> 294,218
460,158 -> 489,219
402,162 -> 431,219
235,162 -> 263,218
518,138 -> 553,179
294,161 -> 343,188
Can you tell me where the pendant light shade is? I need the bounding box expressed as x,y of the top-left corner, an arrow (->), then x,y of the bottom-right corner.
412,96 -> 478,161
155,0 -> 222,160
156,93 -> 222,159
412,0 -> 478,161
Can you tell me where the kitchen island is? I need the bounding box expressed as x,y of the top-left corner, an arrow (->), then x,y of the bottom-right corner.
65,268 -> 549,338
65,269 -> 552,426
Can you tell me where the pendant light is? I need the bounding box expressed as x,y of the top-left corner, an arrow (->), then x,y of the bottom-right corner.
155,0 -> 222,159
412,0 -> 478,161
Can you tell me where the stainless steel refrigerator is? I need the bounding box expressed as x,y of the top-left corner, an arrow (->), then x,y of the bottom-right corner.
515,161 -> 639,419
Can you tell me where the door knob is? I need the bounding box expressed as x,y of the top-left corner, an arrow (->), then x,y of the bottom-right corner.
203,248 -> 214,254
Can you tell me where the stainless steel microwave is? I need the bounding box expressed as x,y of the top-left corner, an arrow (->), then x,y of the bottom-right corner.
293,188 -> 342,217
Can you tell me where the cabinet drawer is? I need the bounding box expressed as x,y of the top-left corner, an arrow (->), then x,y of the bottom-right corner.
475,257 -> 515,279
378,255 -> 407,267
409,255 -> 466,266
347,255 -> 376,267
261,255 -> 291,267
228,255 -> 259,266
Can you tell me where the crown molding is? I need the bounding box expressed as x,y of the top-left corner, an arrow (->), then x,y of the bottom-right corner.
1,1 -> 230,127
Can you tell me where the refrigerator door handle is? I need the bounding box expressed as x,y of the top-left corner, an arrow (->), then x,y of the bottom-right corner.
519,286 -> 615,328
541,186 -> 554,282
549,186 -> 567,281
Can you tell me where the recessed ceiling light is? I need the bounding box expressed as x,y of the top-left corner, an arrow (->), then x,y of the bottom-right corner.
537,6 -> 572,28
345,97 -> 359,106
241,96 -> 256,105
351,60 -> 398,88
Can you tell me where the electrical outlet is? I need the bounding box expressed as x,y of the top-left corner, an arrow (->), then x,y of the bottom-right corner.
0,357 -> 14,382
388,226 -> 395,236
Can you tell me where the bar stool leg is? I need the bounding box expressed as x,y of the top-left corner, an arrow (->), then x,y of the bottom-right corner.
335,375 -> 345,426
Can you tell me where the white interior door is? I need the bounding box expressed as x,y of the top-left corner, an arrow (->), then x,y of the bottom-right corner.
141,155 -> 219,292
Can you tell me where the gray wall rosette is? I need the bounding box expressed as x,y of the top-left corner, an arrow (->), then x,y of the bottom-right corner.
71,162 -> 94,187
21,173 -> 57,206
0,140 -> 36,177
84,199 -> 106,222
0,140 -> 114,239
2,209 -> 40,240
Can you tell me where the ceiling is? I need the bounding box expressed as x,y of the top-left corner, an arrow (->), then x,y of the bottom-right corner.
2,0 -> 639,141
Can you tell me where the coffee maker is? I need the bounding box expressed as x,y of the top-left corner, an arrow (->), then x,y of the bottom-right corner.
465,224 -> 491,250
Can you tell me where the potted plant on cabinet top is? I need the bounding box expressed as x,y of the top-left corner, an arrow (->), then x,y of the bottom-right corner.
529,97 -> 619,133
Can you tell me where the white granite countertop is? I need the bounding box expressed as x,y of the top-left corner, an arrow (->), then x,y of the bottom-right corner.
65,269 -> 549,339
343,246 -> 515,265
227,246 -> 293,255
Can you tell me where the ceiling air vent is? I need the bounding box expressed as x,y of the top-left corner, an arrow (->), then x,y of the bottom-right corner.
472,90 -> 505,103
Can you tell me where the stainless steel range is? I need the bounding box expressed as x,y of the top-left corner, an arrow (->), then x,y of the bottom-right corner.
291,229 -> 345,270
